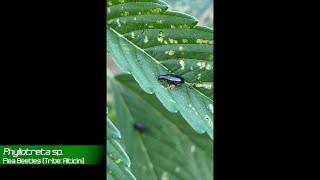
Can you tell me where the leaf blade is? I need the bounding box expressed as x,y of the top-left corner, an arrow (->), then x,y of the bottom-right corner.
107,0 -> 213,139
110,74 -> 213,180
107,118 -> 136,180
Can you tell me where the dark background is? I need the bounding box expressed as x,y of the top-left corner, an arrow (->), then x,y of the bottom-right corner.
214,0 -> 316,179
0,0 -> 105,178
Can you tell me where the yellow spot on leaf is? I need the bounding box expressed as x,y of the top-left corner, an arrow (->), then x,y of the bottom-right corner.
115,159 -> 122,164
165,50 -> 175,56
158,31 -> 165,37
206,64 -> 212,70
144,36 -> 149,43
158,32 -> 165,43
197,73 -> 202,80
169,99 -> 176,103
158,36 -> 164,43
116,18 -> 121,27
196,39 -> 203,44
209,104 -> 214,114
179,24 -> 190,28
179,60 -> 185,70
123,11 -> 129,16
151,8 -> 162,14
156,19 -> 163,24
195,83 -> 213,89
107,19 -> 113,25
197,62 -> 206,69
209,54 -> 214,60
197,39 -> 211,44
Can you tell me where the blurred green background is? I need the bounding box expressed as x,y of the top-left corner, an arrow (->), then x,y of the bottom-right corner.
166,0 -> 213,28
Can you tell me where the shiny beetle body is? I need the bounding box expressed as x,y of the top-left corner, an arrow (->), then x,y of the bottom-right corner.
157,74 -> 185,86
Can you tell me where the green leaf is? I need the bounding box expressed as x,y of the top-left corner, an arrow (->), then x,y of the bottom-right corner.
107,0 -> 213,139
110,74 -> 213,180
107,118 -> 136,180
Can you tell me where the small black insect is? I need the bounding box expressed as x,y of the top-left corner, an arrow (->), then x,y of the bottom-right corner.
134,122 -> 148,132
157,74 -> 185,88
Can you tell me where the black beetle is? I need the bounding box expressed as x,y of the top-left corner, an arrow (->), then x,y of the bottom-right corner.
134,122 -> 148,132
157,74 -> 185,88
